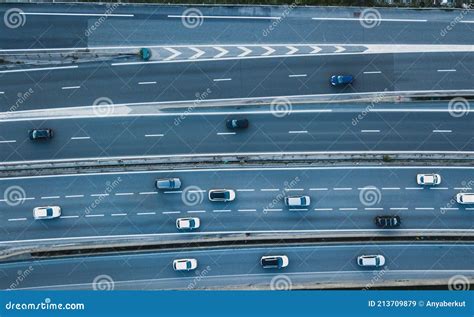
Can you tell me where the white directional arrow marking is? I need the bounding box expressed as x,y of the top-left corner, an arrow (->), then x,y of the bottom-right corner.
334,46 -> 346,53
286,46 -> 298,55
310,46 -> 321,54
262,46 -> 276,56
238,46 -> 252,57
213,47 -> 229,58
164,47 -> 182,61
189,47 -> 205,59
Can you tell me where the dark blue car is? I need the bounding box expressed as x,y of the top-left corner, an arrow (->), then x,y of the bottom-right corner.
330,75 -> 354,86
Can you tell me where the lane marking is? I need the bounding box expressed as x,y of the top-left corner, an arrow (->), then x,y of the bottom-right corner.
289,208 -> 308,211
168,14 -> 280,20
163,191 -> 183,194
285,188 -> 304,191
0,65 -> 78,74
415,207 -> 435,210
41,196 -> 60,199
440,207 -> 459,210
310,188 -> 328,191
90,193 -> 108,197
264,208 -> 283,212
61,215 -> 79,219
406,187 -> 423,190
213,78 -> 232,82
144,134 -> 164,137
188,190 -> 206,193
85,214 -> 104,217
261,189 -> 279,192
0,140 -> 16,144
390,207 -> 409,210
454,187 -> 472,190
217,132 -> 236,135
115,193 -> 134,196
111,213 -> 127,216
437,69 -> 456,72
238,209 -> 257,212
138,81 -> 157,85
334,188 -> 352,191
162,211 -> 180,214
339,208 -> 358,211
364,208 -> 383,210
363,71 -> 382,74
61,86 -> 80,90
137,212 -> 156,216
311,17 -> 427,22
139,191 -> 158,195
70,136 -> 90,140
65,195 -> 84,198
382,187 -> 400,190
288,130 -> 308,134
187,210 -> 206,213
21,12 -> 134,17
432,130 -> 452,133
361,129 -> 380,133
289,74 -> 307,78
314,208 -> 333,211
236,189 -> 255,192
8,218 -> 27,221
430,187 -> 449,190
213,209 -> 231,213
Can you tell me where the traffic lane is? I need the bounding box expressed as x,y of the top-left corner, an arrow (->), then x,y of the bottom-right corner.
1,111 -> 473,163
1,243 -> 472,289
3,52 -> 473,111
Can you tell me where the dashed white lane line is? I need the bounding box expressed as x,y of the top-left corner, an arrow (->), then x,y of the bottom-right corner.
285,188 -> 304,191
288,130 -> 308,134
466,208 -> 474,211
314,208 -> 333,211
437,69 -> 456,72
361,130 -> 380,133
138,81 -> 157,85
144,134 -> 164,137
187,210 -> 206,214
364,208 -> 383,210
168,14 -> 280,20
213,209 -> 231,213
311,17 -> 427,22
432,130 -> 452,133
288,74 -> 307,78
85,214 -> 104,217
406,187 -> 423,190
261,189 -> 279,192
363,71 -> 382,74
333,188 -> 352,191
0,91 -> 4,94
90,193 -> 109,197
61,86 -> 80,90
137,212 -> 156,216
454,187 -> 472,190
111,213 -> 127,217
339,208 -> 358,211
238,209 -> 257,212
289,208 -> 308,211
115,193 -> 134,196
41,196 -> 60,199
65,195 -> 84,198
61,215 -> 79,219
236,189 -> 255,192
264,208 -> 283,212
415,207 -> 435,210
188,190 -> 206,193
390,207 -> 408,210
310,188 -> 328,191
0,140 -> 16,144
430,187 -> 449,190
164,191 -> 183,194
162,211 -> 181,214
382,187 -> 400,190
8,218 -> 27,222
70,136 -> 90,140
139,192 -> 158,195
441,207 -> 459,210
217,132 -> 236,135
213,78 -> 232,82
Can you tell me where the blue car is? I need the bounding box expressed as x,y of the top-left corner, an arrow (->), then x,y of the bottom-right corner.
330,75 -> 354,86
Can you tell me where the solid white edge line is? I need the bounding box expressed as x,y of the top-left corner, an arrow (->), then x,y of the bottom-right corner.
0,66 -> 78,74
167,15 -> 280,20
311,17 -> 427,22
21,12 -> 134,17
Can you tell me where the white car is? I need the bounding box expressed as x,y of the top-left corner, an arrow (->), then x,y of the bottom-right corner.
357,255 -> 385,267
284,195 -> 311,207
260,255 -> 289,269
176,217 -> 200,230
173,258 -> 198,271
456,193 -> 474,205
33,206 -> 61,220
416,173 -> 441,186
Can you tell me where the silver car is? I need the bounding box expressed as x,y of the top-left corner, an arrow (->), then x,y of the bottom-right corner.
156,178 -> 181,190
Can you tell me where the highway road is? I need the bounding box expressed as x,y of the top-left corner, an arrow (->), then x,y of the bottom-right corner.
1,243 -> 472,290
1,4 -> 474,50
0,166 -> 473,245
1,52 -> 473,111
0,105 -> 473,164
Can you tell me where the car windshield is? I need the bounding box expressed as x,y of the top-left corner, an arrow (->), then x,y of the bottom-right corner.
212,192 -> 226,199
46,208 -> 53,216
264,258 -> 279,266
